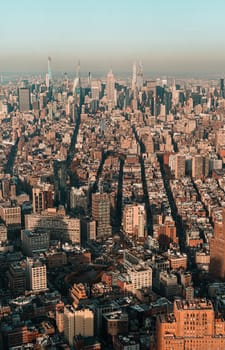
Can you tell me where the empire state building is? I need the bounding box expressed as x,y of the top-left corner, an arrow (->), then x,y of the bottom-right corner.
106,68 -> 115,105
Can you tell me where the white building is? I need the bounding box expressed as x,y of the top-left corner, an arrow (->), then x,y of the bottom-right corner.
26,258 -> 47,292
122,203 -> 146,237
64,306 -> 94,346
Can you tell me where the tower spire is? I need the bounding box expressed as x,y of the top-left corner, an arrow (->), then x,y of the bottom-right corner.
48,56 -> 52,81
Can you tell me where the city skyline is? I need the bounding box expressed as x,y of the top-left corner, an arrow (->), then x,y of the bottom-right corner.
1,0 -> 225,75
2,17 -> 225,347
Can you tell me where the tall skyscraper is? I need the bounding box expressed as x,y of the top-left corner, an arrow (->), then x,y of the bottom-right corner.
92,192 -> 112,238
210,208 -> 225,279
18,88 -> 31,112
192,155 -> 203,179
122,203 -> 146,237
88,71 -> 91,87
132,62 -> 137,91
220,78 -> 224,98
136,61 -> 143,91
175,154 -> 186,179
73,61 -> 82,106
48,56 -> 52,82
54,160 -> 67,205
91,80 -> 101,100
32,185 -> 54,213
106,68 -> 115,104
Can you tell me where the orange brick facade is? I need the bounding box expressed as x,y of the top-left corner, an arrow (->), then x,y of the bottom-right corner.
156,299 -> 225,350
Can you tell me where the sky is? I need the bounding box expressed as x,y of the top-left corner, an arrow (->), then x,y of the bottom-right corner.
1,0 -> 225,76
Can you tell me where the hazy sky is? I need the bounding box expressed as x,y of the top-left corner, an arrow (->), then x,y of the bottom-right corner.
1,0 -> 225,75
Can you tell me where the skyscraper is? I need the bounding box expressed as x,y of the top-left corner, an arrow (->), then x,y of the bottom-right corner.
92,192 -> 112,238
136,61 -> 143,91
32,185 -> 54,213
220,78 -> 224,98
18,88 -> 31,112
175,154 -> 186,179
48,56 -> 52,82
106,68 -> 115,104
192,155 -> 203,179
91,80 -> 101,100
132,62 -> 137,91
210,208 -> 225,279
73,61 -> 82,106
122,203 -> 146,237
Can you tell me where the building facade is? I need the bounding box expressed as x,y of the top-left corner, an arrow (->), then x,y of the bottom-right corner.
156,299 -> 225,350
26,258 -> 47,292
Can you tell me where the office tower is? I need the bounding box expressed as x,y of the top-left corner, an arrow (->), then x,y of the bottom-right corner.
1,178 -> 10,198
91,80 -> 101,100
87,71 -> 91,87
73,61 -> 82,106
74,308 -> 93,337
132,62 -> 137,91
54,160 -> 67,205
26,258 -> 47,292
81,218 -> 96,245
156,299 -> 225,350
64,306 -> 94,346
7,262 -> 26,296
106,68 -> 115,103
172,79 -> 179,105
39,92 -> 47,109
48,56 -> 52,82
174,154 -> 185,179
32,185 -> 54,213
210,208 -> 225,279
220,78 -> 224,98
45,73 -> 50,89
21,229 -> 49,256
163,91 -> 172,115
203,155 -> 209,177
18,87 -> 31,112
136,61 -> 143,91
92,192 -> 112,238
122,203 -> 146,237
56,302 -> 65,333
192,155 -> 203,179
64,306 -> 75,346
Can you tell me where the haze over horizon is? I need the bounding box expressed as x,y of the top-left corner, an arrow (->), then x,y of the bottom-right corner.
1,0 -> 225,75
